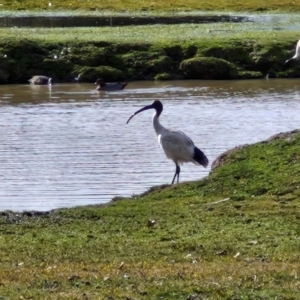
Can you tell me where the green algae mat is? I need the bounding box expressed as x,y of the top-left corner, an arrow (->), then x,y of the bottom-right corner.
1,130 -> 300,298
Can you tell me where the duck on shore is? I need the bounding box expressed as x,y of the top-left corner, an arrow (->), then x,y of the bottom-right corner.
95,78 -> 128,91
29,76 -> 52,85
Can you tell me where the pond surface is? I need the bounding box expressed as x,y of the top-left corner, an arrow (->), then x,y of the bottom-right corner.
0,14 -> 249,27
0,79 -> 300,212
0,12 -> 299,31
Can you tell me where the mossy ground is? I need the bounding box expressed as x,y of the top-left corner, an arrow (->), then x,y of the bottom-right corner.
1,130 -> 300,299
0,0 -> 299,12
0,29 -> 300,83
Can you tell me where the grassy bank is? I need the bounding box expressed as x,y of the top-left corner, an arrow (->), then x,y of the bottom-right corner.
1,129 -> 300,298
0,0 -> 299,12
0,23 -> 297,43
0,28 -> 300,83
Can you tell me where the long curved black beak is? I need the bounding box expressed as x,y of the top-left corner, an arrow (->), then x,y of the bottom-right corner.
126,104 -> 153,124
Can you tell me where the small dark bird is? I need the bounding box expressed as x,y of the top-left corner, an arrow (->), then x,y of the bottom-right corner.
127,100 -> 209,184
95,78 -> 128,91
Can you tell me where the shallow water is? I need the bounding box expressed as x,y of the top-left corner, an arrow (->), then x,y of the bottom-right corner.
0,14 -> 249,27
0,79 -> 300,212
0,12 -> 299,31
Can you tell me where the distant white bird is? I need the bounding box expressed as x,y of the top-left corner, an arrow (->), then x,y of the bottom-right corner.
285,39 -> 300,64
126,100 -> 209,184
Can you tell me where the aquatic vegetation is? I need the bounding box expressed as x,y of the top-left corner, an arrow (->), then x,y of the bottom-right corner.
154,72 -> 174,80
0,29 -> 299,83
180,56 -> 238,79
74,65 -> 124,82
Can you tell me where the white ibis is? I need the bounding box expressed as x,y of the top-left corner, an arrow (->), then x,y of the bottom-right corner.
126,100 -> 209,184
285,39 -> 300,64
28,75 -> 52,85
95,78 -> 128,91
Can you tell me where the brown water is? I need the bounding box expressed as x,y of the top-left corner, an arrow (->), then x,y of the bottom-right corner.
0,12 -> 299,31
0,14 -> 249,27
0,79 -> 300,212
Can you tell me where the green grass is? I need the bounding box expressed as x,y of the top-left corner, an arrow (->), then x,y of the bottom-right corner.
0,24 -> 298,43
1,26 -> 299,83
0,0 -> 299,12
1,11 -> 300,83
1,130 -> 300,298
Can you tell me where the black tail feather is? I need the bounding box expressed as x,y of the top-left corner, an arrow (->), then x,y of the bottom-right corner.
193,147 -> 209,168
121,82 -> 128,89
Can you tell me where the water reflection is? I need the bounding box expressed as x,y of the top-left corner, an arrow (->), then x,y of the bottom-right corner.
0,79 -> 300,212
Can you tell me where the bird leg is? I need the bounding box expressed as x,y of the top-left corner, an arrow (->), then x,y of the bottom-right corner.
171,164 -> 180,184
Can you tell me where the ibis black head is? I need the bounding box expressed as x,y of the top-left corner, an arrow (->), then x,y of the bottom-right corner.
126,100 -> 163,124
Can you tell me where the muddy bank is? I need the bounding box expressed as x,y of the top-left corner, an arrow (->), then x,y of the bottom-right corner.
0,37 -> 299,84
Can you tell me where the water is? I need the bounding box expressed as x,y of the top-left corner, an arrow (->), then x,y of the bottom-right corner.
0,79 -> 300,212
0,14 -> 249,28
0,12 -> 300,32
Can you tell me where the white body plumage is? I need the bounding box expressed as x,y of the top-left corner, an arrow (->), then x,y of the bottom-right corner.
155,120 -> 200,166
127,100 -> 208,184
